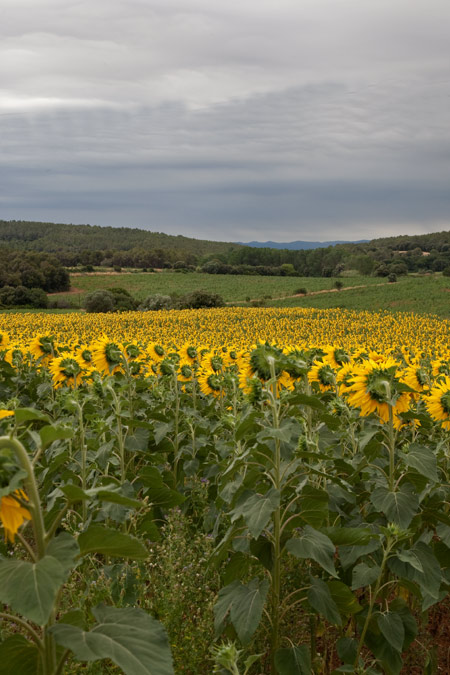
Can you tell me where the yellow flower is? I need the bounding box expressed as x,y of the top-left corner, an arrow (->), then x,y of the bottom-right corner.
425,375 -> 450,430
0,490 -> 31,543
0,410 -> 14,420
147,342 -> 166,363
198,369 -> 223,397
346,358 -> 411,424
90,335 -> 123,376
0,332 -> 9,350
48,353 -> 85,388
308,360 -> 336,393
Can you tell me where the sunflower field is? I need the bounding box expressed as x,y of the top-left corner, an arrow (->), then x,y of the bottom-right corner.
0,307 -> 449,675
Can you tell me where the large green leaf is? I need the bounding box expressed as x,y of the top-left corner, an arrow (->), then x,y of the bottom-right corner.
214,578 -> 269,645
286,526 -> 337,577
403,443 -> 438,482
78,525 -> 148,559
138,467 -> 185,507
39,424 -> 73,449
378,612 -> 404,653
322,527 -> 374,546
51,604 -> 173,675
275,645 -> 312,674
351,562 -> 381,590
328,581 -> 362,616
0,635 -> 40,675
307,577 -> 341,625
231,488 -> 280,539
0,555 -> 65,625
370,484 -> 419,528
299,485 -> 329,528
60,483 -> 142,509
47,531 -> 80,573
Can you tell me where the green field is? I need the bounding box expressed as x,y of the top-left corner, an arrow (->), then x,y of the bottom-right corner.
271,274 -> 450,317
53,272 -> 382,304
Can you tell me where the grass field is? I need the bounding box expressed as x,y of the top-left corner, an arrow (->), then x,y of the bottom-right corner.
270,274 -> 450,318
53,272 -> 382,304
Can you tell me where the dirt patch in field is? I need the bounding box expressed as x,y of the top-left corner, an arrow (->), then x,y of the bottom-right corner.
48,287 -> 83,296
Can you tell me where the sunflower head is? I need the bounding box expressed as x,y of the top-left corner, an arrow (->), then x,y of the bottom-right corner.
248,342 -> 284,381
49,353 -> 84,388
198,369 -> 223,397
425,375 -> 450,430
0,490 -> 31,543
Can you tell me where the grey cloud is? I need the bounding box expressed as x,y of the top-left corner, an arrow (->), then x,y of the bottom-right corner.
0,0 -> 449,240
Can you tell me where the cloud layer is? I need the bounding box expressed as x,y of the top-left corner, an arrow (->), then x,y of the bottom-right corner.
1,0 -> 449,241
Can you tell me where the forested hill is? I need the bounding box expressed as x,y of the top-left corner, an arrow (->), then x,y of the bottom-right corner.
0,220 -> 242,261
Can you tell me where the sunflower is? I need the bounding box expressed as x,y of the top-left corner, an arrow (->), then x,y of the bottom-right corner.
308,360 -> 336,393
346,358 -> 411,424
48,353 -> 85,388
425,375 -> 450,430
179,344 -> 198,364
0,332 -> 9,351
29,335 -> 57,363
401,363 -> 430,394
4,346 -> 25,368
323,345 -> 350,369
147,342 -> 166,363
198,369 -> 223,397
336,361 -> 356,394
90,335 -> 123,376
177,362 -> 194,383
201,351 -> 223,373
0,410 -> 14,420
0,490 -> 31,543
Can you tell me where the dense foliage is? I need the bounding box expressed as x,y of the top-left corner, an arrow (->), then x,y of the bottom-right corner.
1,220 -> 449,279
0,310 -> 449,673
0,246 -> 70,300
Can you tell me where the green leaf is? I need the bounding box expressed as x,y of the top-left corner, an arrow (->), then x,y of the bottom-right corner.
307,577 -> 342,625
289,393 -> 326,411
214,578 -> 269,645
39,424 -> 73,448
51,604 -> 174,675
299,486 -> 329,528
437,523 -> 450,548
14,407 -> 51,423
231,488 -> 280,539
78,525 -> 147,559
370,484 -> 419,528
336,637 -> 358,665
275,645 -> 312,674
60,483 -> 142,509
378,612 -> 405,653
0,555 -> 65,625
47,532 -> 80,572
328,580 -> 362,616
138,467 -> 185,508
286,526 -> 337,577
0,635 -> 39,675
403,444 -> 438,482
396,550 -> 424,573
351,562 -> 381,590
0,469 -> 27,499
323,527 -> 374,546
59,608 -> 87,629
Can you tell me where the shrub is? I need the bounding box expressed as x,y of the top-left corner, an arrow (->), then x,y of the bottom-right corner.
388,273 -> 397,283
139,294 -> 173,311
295,287 -> 308,295
177,290 -> 225,309
334,280 -> 344,291
443,267 -> 450,277
84,290 -> 116,313
106,287 -> 138,311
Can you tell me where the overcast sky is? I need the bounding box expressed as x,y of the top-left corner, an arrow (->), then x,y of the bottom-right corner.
1,0 -> 449,242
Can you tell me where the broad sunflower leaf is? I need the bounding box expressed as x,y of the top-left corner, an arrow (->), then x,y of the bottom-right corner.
351,562 -> 381,590
403,443 -> 438,482
378,612 -> 405,653
286,526 -> 337,577
0,555 -> 65,625
231,488 -> 280,539
307,577 -> 341,625
275,645 -> 312,674
51,604 -> 173,675
370,484 -> 419,529
0,635 -> 39,675
78,525 -> 147,559
299,485 -> 329,528
214,578 -> 269,645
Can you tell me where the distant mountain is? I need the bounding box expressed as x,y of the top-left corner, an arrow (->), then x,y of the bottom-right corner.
238,239 -> 369,250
